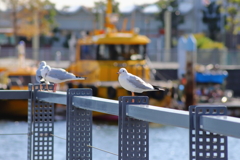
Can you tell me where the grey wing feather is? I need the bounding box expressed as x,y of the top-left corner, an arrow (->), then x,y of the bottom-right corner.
49,68 -> 76,80
127,75 -> 153,90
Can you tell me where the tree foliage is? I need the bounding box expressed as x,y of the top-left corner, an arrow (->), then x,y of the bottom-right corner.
155,0 -> 184,30
218,0 -> 240,34
0,0 -> 56,40
202,2 -> 221,41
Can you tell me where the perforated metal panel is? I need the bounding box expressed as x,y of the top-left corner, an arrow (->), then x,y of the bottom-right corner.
189,105 -> 228,160
32,84 -> 55,160
66,88 -> 92,160
28,84 -> 33,160
118,96 -> 149,160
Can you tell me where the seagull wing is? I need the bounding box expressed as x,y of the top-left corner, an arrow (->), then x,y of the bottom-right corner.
127,74 -> 153,90
48,68 -> 77,81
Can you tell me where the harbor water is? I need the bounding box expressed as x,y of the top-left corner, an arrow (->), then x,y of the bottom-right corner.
1,120 -> 240,160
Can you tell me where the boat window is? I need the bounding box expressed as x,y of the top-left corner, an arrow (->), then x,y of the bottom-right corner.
96,44 -> 146,60
8,76 -> 34,86
80,45 -> 96,60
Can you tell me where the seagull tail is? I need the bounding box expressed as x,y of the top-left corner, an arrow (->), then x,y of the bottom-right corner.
152,85 -> 165,91
76,76 -> 87,80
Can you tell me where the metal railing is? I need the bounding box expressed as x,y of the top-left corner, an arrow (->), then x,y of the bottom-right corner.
1,83 -> 240,160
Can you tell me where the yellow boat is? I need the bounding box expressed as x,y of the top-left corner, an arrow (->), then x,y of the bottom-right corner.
0,63 -> 37,118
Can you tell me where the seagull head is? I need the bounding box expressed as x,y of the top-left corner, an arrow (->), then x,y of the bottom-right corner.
41,65 -> 51,78
39,61 -> 47,67
117,68 -> 128,75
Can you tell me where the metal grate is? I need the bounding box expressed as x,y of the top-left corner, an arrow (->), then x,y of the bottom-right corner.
32,84 -> 55,160
66,88 -> 92,160
189,105 -> 228,160
118,96 -> 149,160
27,84 -> 33,160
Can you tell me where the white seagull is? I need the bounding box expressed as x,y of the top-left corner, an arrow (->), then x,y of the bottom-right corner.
41,65 -> 86,92
36,61 -> 47,83
117,68 -> 165,96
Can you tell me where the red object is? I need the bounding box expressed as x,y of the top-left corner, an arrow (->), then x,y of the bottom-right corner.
159,29 -> 165,35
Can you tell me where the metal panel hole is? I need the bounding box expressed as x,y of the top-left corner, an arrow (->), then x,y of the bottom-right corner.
206,138 -> 210,142
199,145 -> 203,149
206,152 -> 210,157
192,151 -> 196,156
198,109 -> 203,114
213,145 -> 217,151
220,109 -> 225,114
199,130 -> 203,135
220,138 -> 225,143
220,145 -> 224,151
199,138 -> 203,142
206,145 -> 210,150
199,152 -> 203,157
192,130 -> 195,135
192,137 -> 196,142
213,138 -> 218,143
206,109 -> 210,114
213,109 -> 217,114
213,152 -> 217,158
221,153 -> 225,158
192,144 -> 195,149
206,131 -> 211,135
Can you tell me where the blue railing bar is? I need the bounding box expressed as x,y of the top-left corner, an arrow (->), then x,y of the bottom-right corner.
0,90 -> 30,99
201,115 -> 240,138
73,96 -> 119,116
36,91 -> 67,105
127,104 -> 189,128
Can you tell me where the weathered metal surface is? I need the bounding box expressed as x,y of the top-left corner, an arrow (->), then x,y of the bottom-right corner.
0,90 -> 30,99
119,96 -> 149,160
66,88 -> 92,160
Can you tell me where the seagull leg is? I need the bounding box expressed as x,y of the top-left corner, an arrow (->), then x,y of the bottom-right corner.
131,92 -> 135,102
46,83 -> 49,91
39,84 -> 42,91
53,83 -> 57,92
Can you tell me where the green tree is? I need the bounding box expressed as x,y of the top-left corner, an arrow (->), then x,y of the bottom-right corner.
218,0 -> 240,48
0,0 -> 56,45
202,2 -> 221,41
155,0 -> 184,30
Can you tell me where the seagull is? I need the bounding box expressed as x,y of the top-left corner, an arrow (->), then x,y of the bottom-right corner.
36,61 -> 47,83
41,65 -> 86,92
36,61 -> 49,90
117,68 -> 165,96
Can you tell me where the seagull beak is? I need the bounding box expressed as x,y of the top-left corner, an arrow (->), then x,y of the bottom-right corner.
117,72 -> 120,74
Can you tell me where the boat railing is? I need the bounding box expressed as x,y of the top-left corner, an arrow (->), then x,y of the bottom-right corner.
0,83 -> 240,160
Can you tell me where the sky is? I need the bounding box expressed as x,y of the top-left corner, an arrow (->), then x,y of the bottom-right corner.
49,0 -> 159,9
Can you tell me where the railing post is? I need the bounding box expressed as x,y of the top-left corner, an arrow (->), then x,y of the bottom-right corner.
30,84 -> 55,160
189,105 -> 228,160
118,96 -> 149,160
66,88 -> 92,160
27,83 -> 33,160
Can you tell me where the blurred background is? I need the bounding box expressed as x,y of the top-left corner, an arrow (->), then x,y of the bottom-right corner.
1,0 -> 240,159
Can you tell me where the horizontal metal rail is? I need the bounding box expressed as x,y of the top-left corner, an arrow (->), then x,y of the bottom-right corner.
1,90 -> 240,139
127,104 -> 189,128
201,115 -> 240,138
36,91 -> 67,104
72,96 -> 119,115
0,90 -> 30,99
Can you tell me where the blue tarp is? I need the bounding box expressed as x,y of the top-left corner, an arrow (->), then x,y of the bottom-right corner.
195,71 -> 228,84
